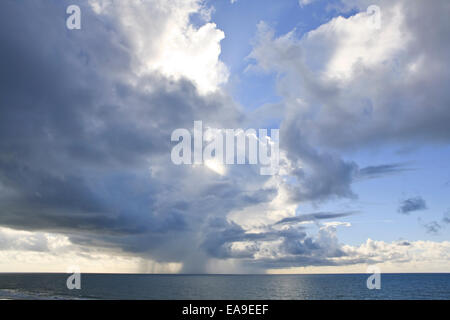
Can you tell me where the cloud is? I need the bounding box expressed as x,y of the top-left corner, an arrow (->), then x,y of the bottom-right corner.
339,239 -> 450,271
248,0 -> 450,151
443,210 -> 450,224
0,227 -> 50,252
422,221 -> 442,235
89,0 -> 228,94
247,21 -> 406,206
200,211 -> 362,270
398,197 -> 427,214
201,215 -> 352,269
0,0 -> 251,273
299,0 -> 316,7
268,238 -> 450,273
204,218 -> 450,271
357,163 -> 412,179
0,227 -> 182,273
274,211 -> 356,225
1,0 -> 353,274
2,224 -> 449,273
419,211 -> 450,235
239,0 -> 450,271
245,0 -> 445,208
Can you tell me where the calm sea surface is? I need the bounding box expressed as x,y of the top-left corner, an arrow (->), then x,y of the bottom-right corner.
0,273 -> 448,300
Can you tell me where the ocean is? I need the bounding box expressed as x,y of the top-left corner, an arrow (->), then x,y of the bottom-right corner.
0,273 -> 448,300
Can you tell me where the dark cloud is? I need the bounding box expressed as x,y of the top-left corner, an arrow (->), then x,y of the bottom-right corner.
0,0 -> 254,271
422,221 -> 442,235
274,211 -> 356,225
398,197 -> 427,214
358,163 -> 413,179
281,129 -> 359,202
443,211 -> 450,224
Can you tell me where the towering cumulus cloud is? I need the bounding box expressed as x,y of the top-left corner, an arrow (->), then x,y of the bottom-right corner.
0,0 -> 242,273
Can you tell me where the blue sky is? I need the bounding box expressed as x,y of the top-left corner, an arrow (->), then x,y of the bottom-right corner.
208,0 -> 350,110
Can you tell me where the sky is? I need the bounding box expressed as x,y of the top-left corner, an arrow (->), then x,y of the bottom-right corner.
0,0 -> 449,274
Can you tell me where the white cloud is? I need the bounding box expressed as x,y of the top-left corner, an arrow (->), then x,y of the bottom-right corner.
0,227 -> 182,273
339,239 -> 450,272
303,4 -> 406,80
249,0 -> 450,150
89,0 -> 229,94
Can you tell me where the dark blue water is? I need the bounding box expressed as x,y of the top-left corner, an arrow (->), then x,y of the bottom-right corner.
0,273 -> 448,300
